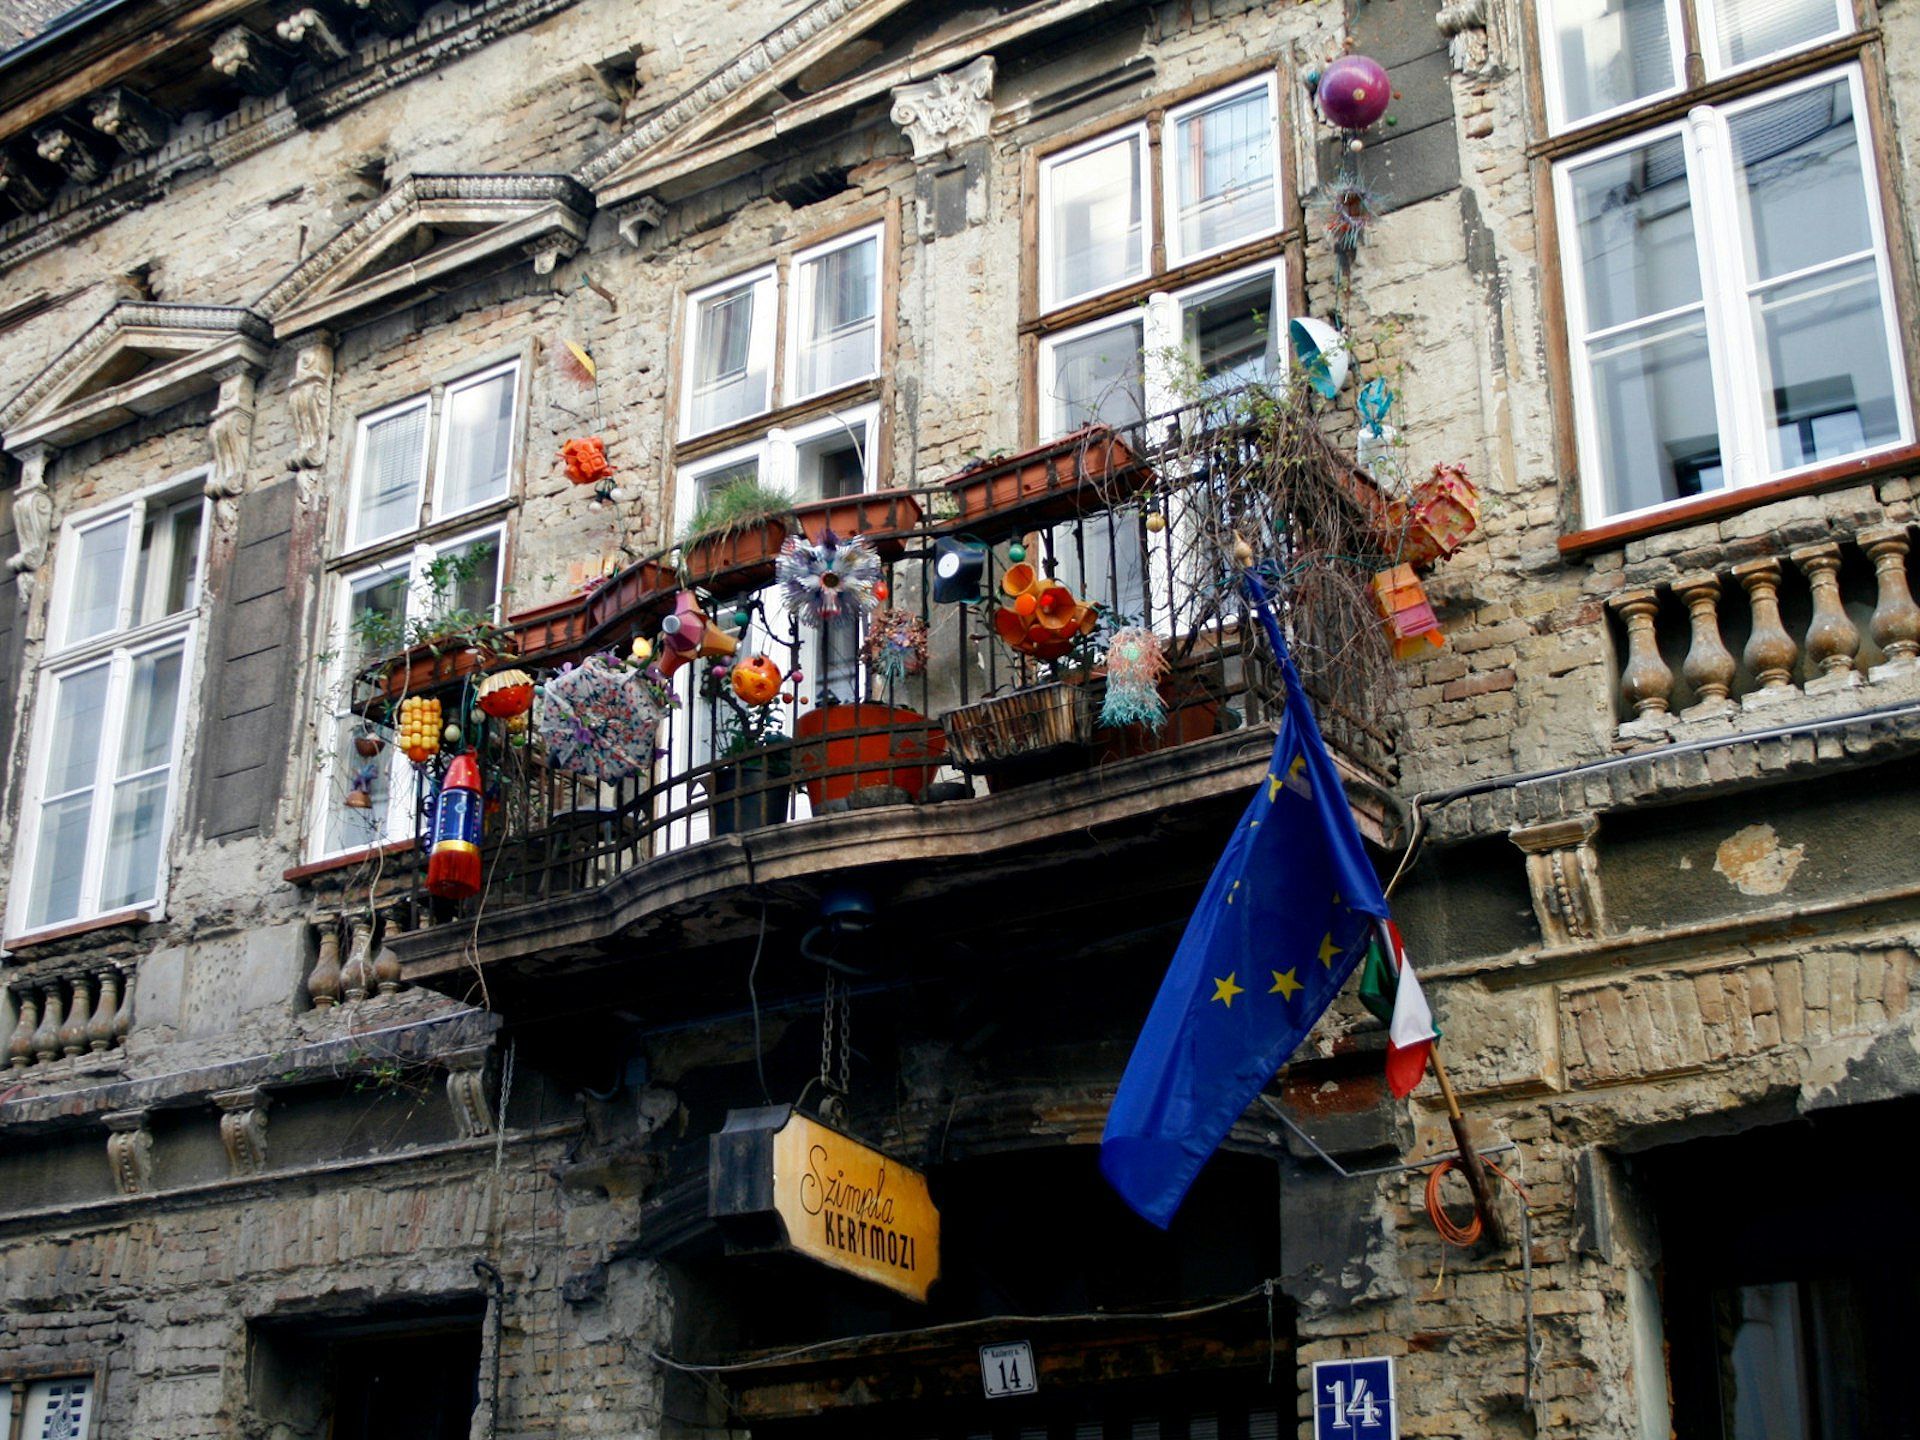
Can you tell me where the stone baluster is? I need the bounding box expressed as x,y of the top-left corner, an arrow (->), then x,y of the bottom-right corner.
88,968 -> 120,1052
308,924 -> 344,1009
1734,559 -> 1798,704
1860,525 -> 1920,677
374,906 -> 404,996
32,984 -> 64,1064
1674,572 -> 1735,717
1792,542 -> 1861,691
114,964 -> 136,1048
59,974 -> 92,1057
9,988 -> 38,1068
341,920 -> 376,1002
1609,590 -> 1673,733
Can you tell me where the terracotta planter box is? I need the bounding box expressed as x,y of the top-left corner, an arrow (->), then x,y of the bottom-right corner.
366,641 -> 505,705
791,490 -> 924,560
683,519 -> 790,597
793,703 -> 945,807
945,427 -> 1144,534
506,559 -> 672,664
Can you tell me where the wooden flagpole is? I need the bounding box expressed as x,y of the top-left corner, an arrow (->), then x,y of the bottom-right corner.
1429,1042 -> 1506,1247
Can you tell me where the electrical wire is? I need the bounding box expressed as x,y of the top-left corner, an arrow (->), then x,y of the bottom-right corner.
1425,1151 -> 1527,1248
646,1279 -> 1281,1375
748,899 -> 771,1105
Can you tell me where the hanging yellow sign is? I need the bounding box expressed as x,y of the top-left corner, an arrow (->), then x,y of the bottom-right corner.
771,1112 -> 940,1302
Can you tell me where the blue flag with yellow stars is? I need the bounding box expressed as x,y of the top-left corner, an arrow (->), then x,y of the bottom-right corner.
1101,569 -> 1389,1228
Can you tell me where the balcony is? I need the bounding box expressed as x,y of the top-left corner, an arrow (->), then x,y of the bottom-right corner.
361,393 -> 1410,1010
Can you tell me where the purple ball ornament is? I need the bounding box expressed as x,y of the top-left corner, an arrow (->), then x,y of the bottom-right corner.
1317,54 -> 1391,131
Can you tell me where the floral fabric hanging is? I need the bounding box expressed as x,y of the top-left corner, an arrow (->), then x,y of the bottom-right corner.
537,654 -> 671,781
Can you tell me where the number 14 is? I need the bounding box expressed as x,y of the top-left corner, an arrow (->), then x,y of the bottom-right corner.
1324,1378 -> 1383,1430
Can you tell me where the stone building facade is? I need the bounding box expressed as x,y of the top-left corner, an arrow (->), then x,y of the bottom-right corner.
1,0 -> 1918,1435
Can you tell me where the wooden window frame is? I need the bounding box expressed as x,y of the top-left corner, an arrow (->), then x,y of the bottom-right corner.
1016,59 -> 1308,446
1524,0 -> 1920,550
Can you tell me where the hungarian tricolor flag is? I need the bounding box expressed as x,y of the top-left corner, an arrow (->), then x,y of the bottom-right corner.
1357,920 -> 1436,1098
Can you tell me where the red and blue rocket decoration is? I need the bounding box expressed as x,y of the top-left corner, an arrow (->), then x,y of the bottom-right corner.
425,751 -> 484,901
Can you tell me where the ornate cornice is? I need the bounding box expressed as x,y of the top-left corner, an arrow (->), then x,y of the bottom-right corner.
0,302 -> 271,439
576,0 -> 875,188
252,172 -> 593,334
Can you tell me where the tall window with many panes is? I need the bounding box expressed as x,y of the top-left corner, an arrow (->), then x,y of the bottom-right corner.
10,478 -> 206,936
310,360 -> 519,859
1544,0 -> 1910,522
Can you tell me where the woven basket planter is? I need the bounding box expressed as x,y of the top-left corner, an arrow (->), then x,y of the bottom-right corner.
941,683 -> 1093,774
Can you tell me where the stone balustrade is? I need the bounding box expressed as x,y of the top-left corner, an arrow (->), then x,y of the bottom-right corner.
304,909 -> 406,1010
6,963 -> 135,1070
1607,524 -> 1920,741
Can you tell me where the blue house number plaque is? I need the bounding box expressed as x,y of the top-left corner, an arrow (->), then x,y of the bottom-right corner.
1312,1357 -> 1398,1440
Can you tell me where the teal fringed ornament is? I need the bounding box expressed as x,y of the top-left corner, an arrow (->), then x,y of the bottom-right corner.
1100,626 -> 1170,731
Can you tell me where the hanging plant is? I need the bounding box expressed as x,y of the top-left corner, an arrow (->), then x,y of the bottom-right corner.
861,609 -> 929,683
775,531 -> 882,625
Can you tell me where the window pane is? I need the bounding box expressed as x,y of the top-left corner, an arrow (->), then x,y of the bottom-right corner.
1548,0 -> 1678,125
1567,135 -> 1701,332
1730,81 -> 1872,284
1752,258 -> 1902,471
797,238 -> 878,397
1049,320 -> 1146,435
1172,87 -> 1277,257
440,370 -> 516,514
1588,314 -> 1723,514
100,769 -> 171,910
691,282 -> 770,433
43,664 -> 110,798
1710,0 -> 1842,71
796,422 -> 869,501
1720,1282 -> 1813,1439
1183,271 -> 1281,392
433,536 -> 503,620
65,515 -> 129,644
132,498 -> 203,628
346,568 -> 411,669
352,405 -> 428,548
27,793 -> 93,929
22,1378 -> 92,1440
1048,133 -> 1145,305
323,712 -> 401,856
117,646 -> 183,777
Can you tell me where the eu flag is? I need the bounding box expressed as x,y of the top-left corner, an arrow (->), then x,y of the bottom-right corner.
1101,572 -> 1389,1227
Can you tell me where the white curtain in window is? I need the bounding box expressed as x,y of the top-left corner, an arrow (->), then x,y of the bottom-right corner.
1049,319 -> 1146,433
439,369 -> 516,514
1047,134 -> 1145,306
1547,0 -> 1678,127
1710,0 -> 1843,71
352,405 -> 428,547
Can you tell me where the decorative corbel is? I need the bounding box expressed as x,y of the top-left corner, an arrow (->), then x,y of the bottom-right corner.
615,196 -> 667,249
525,234 -> 579,277
206,363 -> 260,500
444,1046 -> 495,1139
1510,814 -> 1605,947
889,56 -> 996,161
8,445 -> 56,612
288,333 -> 336,474
104,1109 -> 155,1195
0,152 -> 56,214
277,8 -> 352,67
89,88 -> 172,156
33,123 -> 112,186
211,26 -> 294,96
1437,0 -> 1492,74
341,0 -> 418,35
212,1087 -> 271,1175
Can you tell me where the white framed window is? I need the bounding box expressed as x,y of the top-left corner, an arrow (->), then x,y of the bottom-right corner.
11,477 -> 207,938
20,1376 -> 94,1440
1163,75 -> 1282,266
1040,259 -> 1287,439
789,227 -> 883,402
1555,66 -> 1910,523
1039,124 -> 1150,312
310,523 -> 506,859
682,268 -> 777,439
343,359 -> 522,554
1539,0 -> 1851,132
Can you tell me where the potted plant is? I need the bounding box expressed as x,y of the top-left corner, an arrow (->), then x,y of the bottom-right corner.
944,426 -> 1144,532
357,548 -> 515,703
679,477 -> 794,593
700,667 -> 794,836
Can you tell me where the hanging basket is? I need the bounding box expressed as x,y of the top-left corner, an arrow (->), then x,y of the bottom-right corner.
941,683 -> 1093,774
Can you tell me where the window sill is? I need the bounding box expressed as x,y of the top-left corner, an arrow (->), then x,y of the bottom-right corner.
285,839 -> 416,886
674,378 -> 884,464
5,908 -> 152,955
1558,443 -> 1920,558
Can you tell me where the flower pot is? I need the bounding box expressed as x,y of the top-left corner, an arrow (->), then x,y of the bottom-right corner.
707,749 -> 795,835
794,703 -> 946,807
792,490 -> 924,561
683,519 -> 790,596
369,641 -> 502,704
507,559 -> 674,665
941,683 -> 1092,776
944,427 -> 1143,533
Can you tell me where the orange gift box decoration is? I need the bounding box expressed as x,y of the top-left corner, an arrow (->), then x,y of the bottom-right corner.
1371,564 -> 1447,662
561,436 -> 615,487
1400,461 -> 1479,569
993,561 -> 1096,660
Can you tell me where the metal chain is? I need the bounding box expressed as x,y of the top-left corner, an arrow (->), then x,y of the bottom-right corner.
819,972 -> 837,1097
835,975 -> 852,1098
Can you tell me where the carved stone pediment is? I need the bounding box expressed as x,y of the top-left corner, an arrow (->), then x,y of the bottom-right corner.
254,173 -> 593,339
0,303 -> 271,452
